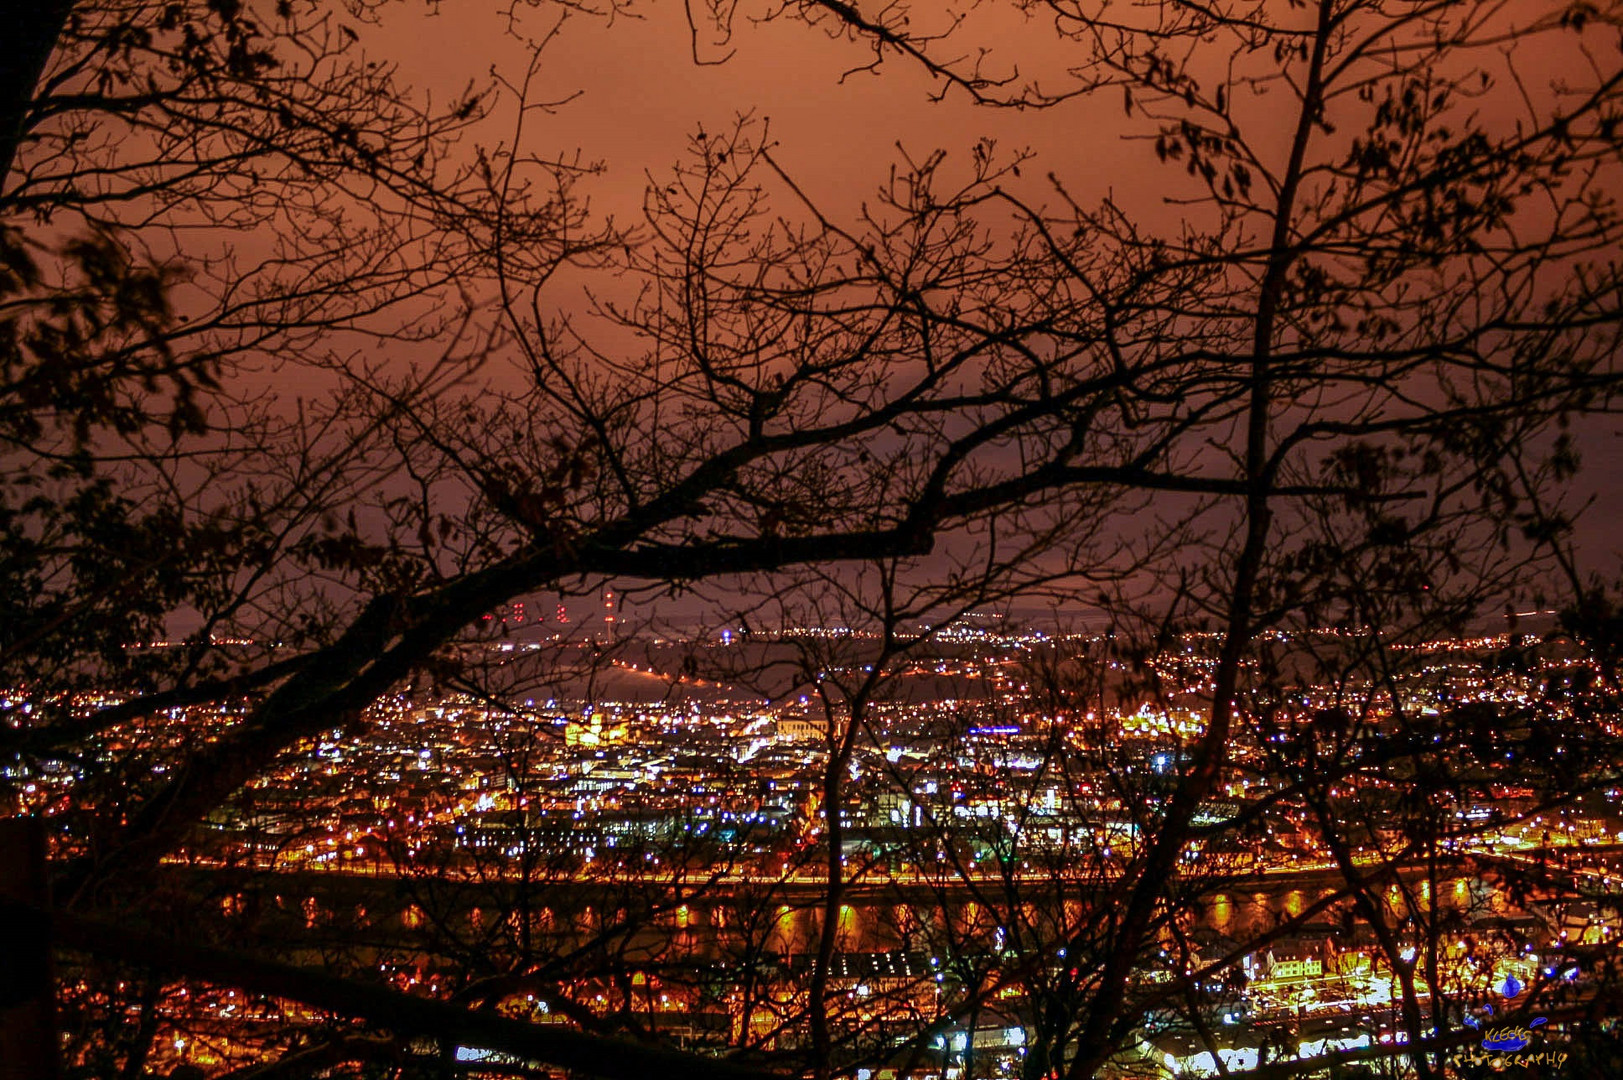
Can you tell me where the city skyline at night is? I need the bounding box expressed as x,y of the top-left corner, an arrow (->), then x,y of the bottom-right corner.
3,1 -> 1623,1079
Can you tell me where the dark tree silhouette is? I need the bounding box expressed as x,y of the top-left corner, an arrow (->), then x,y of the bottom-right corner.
2,0 -> 1622,1078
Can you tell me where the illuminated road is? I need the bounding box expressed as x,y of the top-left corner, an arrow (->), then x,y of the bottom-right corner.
154,843 -> 1623,903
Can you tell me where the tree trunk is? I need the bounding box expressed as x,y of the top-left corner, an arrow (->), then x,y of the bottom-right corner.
0,816 -> 58,1080
0,0 -> 74,194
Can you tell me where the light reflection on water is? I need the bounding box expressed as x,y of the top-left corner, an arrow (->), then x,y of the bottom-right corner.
283,874 -> 1492,954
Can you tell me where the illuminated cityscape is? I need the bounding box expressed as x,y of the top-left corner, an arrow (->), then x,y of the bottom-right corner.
5,1 -> 1623,1078
10,613 -> 1621,1077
